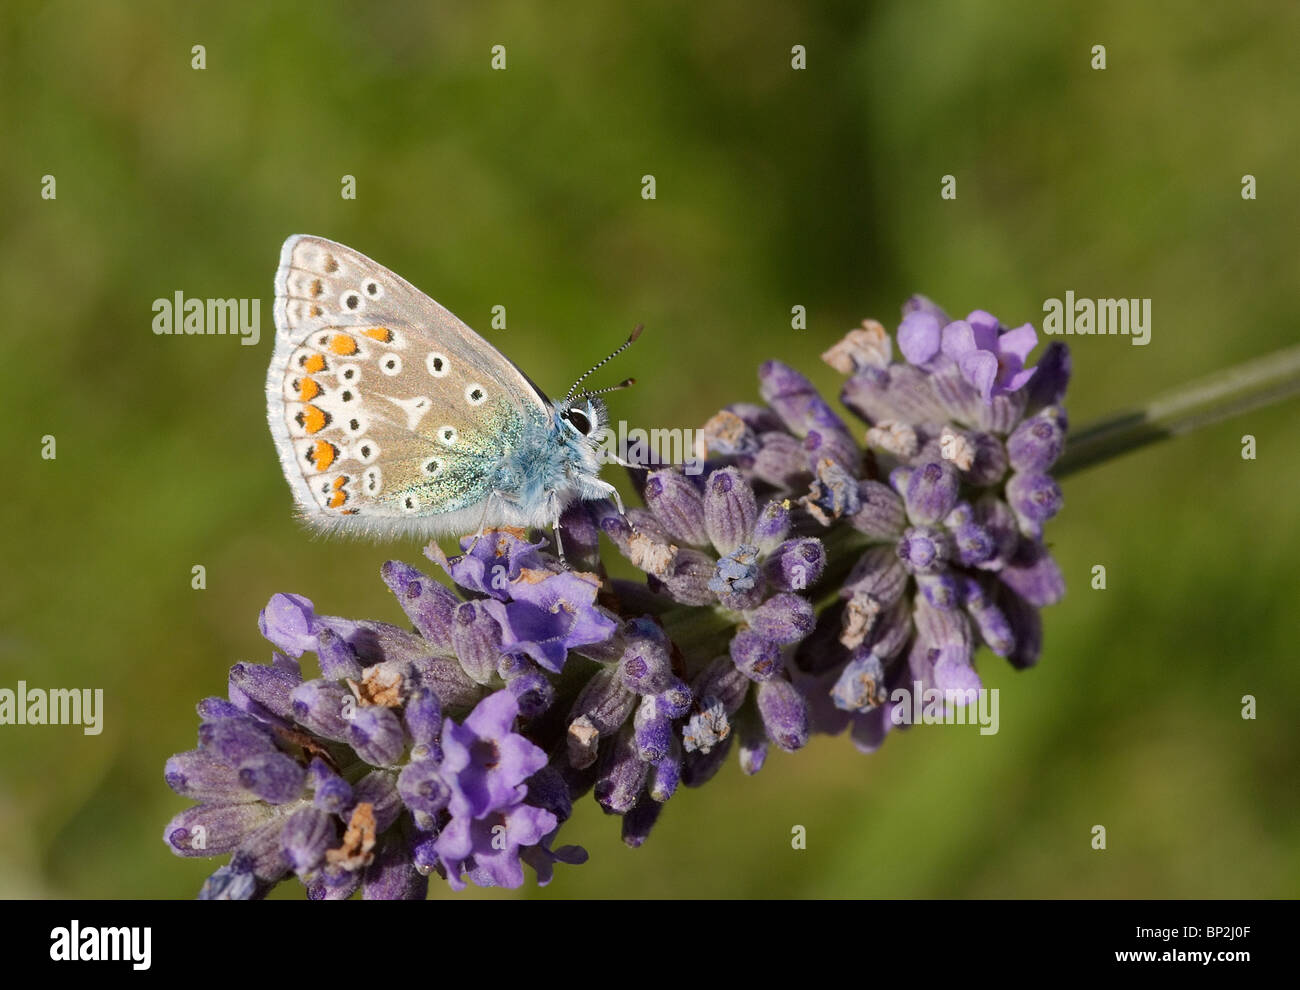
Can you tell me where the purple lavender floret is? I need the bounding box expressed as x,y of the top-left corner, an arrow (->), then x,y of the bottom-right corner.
166,297 -> 1070,896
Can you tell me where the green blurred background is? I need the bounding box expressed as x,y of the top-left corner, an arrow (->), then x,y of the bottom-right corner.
2,0 -> 1297,898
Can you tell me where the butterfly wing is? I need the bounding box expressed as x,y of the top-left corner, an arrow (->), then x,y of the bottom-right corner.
267,235 -> 553,537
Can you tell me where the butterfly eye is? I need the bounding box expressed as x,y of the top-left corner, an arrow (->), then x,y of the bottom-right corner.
564,409 -> 592,436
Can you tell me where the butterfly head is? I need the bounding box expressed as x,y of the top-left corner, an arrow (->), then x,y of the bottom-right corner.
558,395 -> 608,445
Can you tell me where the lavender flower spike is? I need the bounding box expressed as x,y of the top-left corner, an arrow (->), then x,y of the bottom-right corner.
166,293 -> 1074,896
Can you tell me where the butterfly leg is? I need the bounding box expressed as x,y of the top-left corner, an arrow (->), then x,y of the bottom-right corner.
464,492 -> 500,555
547,491 -> 571,569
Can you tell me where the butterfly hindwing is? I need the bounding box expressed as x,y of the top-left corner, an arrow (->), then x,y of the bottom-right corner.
267,235 -> 552,537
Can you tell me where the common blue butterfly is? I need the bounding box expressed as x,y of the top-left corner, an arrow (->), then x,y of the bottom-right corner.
266,235 -> 637,548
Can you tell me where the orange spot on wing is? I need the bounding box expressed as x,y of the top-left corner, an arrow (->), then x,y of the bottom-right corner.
298,377 -> 321,401
309,279 -> 323,298
301,405 -> 329,433
362,327 -> 393,343
332,475 -> 348,490
302,353 -> 327,374
328,490 -> 348,509
310,440 -> 337,470
330,334 -> 358,356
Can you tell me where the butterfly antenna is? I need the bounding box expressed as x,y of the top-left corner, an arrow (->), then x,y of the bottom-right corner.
576,376 -> 636,401
564,324 -> 643,404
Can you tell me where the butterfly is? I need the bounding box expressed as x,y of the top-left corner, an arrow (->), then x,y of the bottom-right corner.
266,235 -> 638,552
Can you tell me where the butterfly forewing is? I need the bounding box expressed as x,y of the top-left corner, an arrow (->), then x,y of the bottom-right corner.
267,235 -> 549,534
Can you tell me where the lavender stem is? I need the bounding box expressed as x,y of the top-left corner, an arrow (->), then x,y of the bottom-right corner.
1054,343 -> 1300,478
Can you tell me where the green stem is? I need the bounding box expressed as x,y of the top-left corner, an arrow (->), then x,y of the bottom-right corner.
1054,343 -> 1300,479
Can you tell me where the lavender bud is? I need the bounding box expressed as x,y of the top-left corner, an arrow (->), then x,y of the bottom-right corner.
570,666 -> 638,736
904,461 -> 960,525
449,600 -> 504,685
692,655 -> 752,715
348,705 -> 406,767
164,750 -> 248,803
409,655 -> 482,710
752,432 -> 811,487
849,480 -> 907,540
1006,471 -> 1064,537
949,508 -> 997,566
758,360 -> 822,432
1025,341 -> 1071,410
307,758 -> 353,814
730,628 -> 783,682
236,751 -> 306,804
198,715 -> 277,765
843,545 -> 909,604
363,839 -> 429,901
655,548 -> 717,606
507,666 -> 555,718
199,859 -> 261,900
196,697 -> 243,720
756,679 -> 810,752
913,596 -> 973,661
618,620 -> 674,695
649,740 -> 682,802
999,588 -> 1043,670
803,427 -> 860,477
737,706 -> 768,775
380,560 -> 458,652
960,577 -> 1015,657
352,770 -> 403,832
281,807 -> 337,878
290,679 -> 352,741
643,470 -> 709,546
865,598 -> 912,659
594,729 -> 648,815
403,685 -> 442,750
228,661 -> 300,722
972,495 -> 1021,568
314,625 -> 363,681
998,540 -> 1066,607
621,795 -> 663,848
704,467 -> 757,556
764,537 -> 826,593
633,700 -> 674,764
896,525 -> 951,574
258,593 -> 317,657
917,571 -> 961,610
753,498 -> 791,554
165,803 -> 274,856
307,866 -> 361,901
655,677 -> 693,719
525,765 -> 574,825
831,651 -> 889,712
397,758 -> 450,815
747,592 -> 815,644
